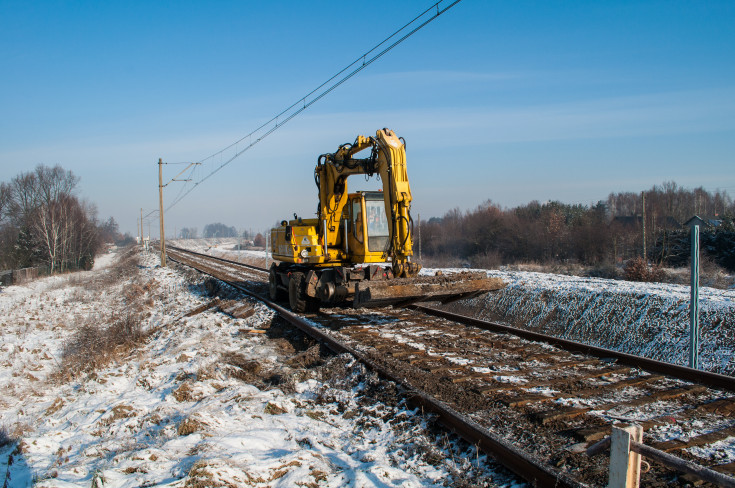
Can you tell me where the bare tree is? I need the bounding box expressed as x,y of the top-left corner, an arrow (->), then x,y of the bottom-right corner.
32,198 -> 64,272
0,182 -> 10,225
35,165 -> 79,205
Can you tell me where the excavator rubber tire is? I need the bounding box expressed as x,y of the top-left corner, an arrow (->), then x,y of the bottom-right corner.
269,267 -> 285,301
288,272 -> 308,313
288,272 -> 320,313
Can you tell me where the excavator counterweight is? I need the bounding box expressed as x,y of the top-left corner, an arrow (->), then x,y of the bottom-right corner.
268,128 -> 506,312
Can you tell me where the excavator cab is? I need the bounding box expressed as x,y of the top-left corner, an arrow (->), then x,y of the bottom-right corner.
345,191 -> 391,263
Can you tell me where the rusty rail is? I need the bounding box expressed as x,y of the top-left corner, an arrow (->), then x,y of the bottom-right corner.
413,305 -> 735,392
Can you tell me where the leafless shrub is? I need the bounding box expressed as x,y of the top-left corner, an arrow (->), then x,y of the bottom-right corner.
623,257 -> 665,282
55,311 -> 147,381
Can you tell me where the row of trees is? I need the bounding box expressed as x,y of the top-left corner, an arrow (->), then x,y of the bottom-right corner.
418,182 -> 735,272
178,225 -> 265,246
0,165 -> 117,273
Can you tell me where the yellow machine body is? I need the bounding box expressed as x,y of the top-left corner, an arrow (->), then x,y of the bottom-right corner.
270,192 -> 395,267
268,128 -> 505,312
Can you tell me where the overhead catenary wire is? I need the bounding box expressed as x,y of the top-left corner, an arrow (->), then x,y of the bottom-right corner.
164,0 -> 462,212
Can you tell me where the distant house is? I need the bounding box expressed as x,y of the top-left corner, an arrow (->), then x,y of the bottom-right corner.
612,215 -> 642,228
683,215 -> 722,229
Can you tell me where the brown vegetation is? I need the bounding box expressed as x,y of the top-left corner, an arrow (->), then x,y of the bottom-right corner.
623,257 -> 665,282
53,250 -> 152,381
55,312 -> 147,380
418,182 -> 735,281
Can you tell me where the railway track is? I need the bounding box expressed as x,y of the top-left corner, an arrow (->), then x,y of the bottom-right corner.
166,245 -> 735,487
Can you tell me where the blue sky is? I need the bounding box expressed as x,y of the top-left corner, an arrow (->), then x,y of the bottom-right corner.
1,0 -> 733,237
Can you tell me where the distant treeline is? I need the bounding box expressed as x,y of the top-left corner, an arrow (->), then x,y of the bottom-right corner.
0,165 -> 125,273
418,182 -> 735,272
178,224 -> 265,246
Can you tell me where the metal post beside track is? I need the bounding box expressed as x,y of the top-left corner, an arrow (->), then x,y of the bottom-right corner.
689,221 -> 700,369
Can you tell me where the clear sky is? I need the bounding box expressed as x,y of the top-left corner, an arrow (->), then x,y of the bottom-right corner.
2,0 -> 733,237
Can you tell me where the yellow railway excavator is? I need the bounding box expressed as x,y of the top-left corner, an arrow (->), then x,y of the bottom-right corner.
268,128 -> 505,312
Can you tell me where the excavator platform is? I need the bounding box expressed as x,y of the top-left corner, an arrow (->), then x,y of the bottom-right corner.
353,271 -> 506,308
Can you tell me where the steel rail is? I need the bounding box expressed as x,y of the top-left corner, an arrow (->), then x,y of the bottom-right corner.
166,246 -> 735,390
167,245 -> 268,274
413,305 -> 735,392
166,250 -> 587,488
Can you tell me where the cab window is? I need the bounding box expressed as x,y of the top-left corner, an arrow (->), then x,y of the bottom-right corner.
365,198 -> 389,252
352,200 -> 363,243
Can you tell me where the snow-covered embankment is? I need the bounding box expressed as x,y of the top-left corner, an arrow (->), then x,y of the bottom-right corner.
443,270 -> 735,375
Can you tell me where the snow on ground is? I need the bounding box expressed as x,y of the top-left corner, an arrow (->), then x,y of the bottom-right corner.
0,248 -> 514,488
92,250 -> 119,271
432,267 -> 735,376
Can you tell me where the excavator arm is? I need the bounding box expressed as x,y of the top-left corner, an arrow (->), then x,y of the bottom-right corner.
315,128 -> 419,277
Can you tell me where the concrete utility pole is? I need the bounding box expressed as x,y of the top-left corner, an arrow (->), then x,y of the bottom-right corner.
140,208 -> 144,247
158,158 -> 167,267
156,159 -> 201,266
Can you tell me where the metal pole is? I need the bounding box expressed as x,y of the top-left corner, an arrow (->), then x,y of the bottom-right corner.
690,224 -> 700,369
265,232 -> 269,269
158,158 -> 166,267
140,208 -> 144,248
642,192 -> 646,261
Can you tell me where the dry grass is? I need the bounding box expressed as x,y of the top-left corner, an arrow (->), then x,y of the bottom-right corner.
285,345 -> 322,369
45,397 -> 65,416
185,460 -> 249,488
54,311 -> 148,381
172,382 -> 202,403
177,416 -> 208,436
221,352 -> 261,383
52,250 -> 155,382
264,402 -> 287,415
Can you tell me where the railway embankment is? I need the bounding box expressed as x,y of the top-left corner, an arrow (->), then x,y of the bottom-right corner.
443,270 -> 735,376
